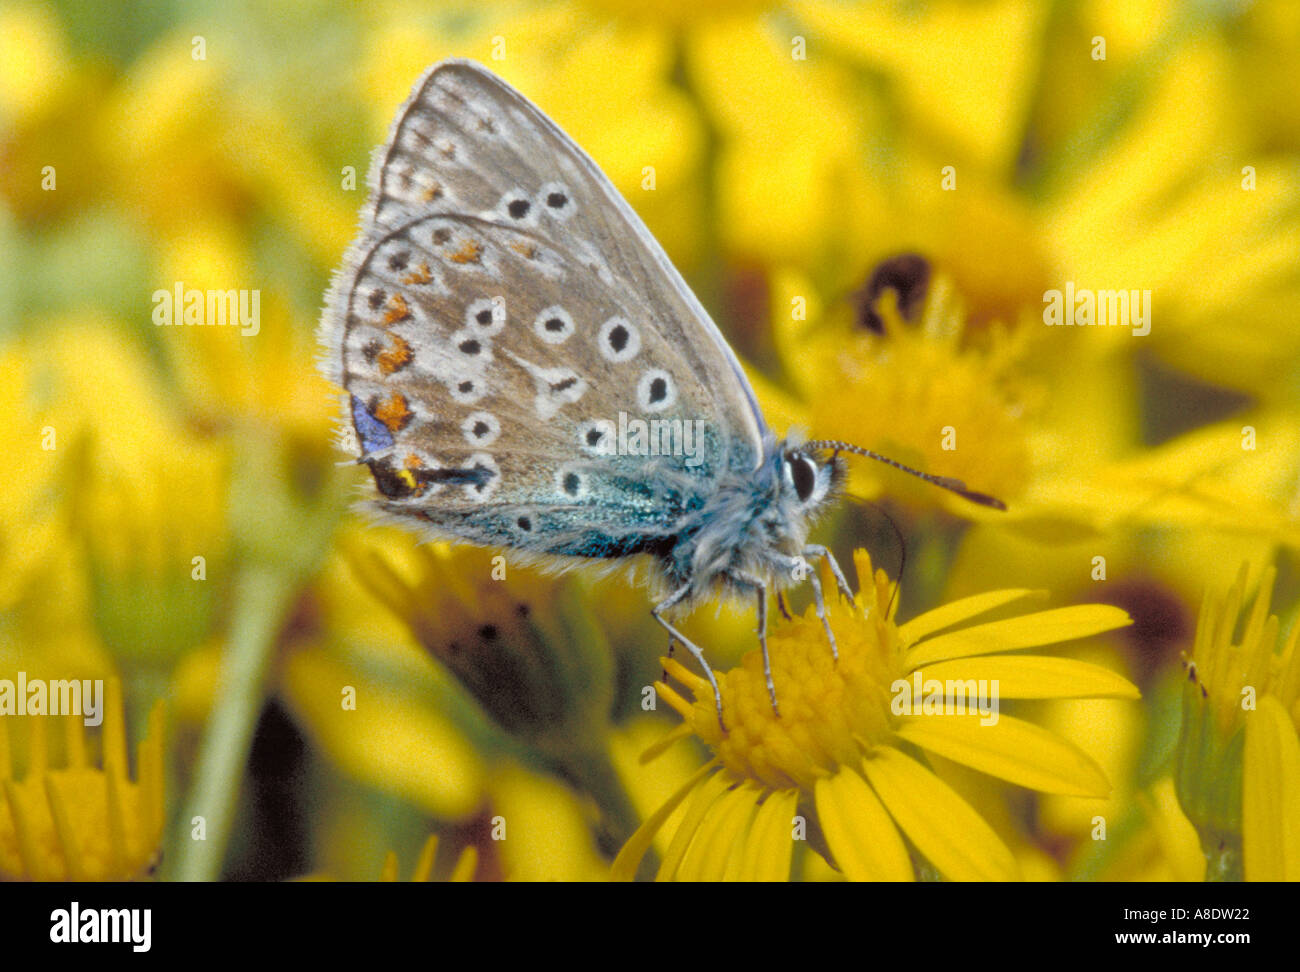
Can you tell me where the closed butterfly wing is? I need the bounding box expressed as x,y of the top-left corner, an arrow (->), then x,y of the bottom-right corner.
320,59 -> 768,559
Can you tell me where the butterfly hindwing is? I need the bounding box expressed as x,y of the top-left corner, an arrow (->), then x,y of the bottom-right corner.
320,60 -> 766,556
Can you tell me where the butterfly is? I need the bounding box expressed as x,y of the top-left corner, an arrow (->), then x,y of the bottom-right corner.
319,59 -> 1004,726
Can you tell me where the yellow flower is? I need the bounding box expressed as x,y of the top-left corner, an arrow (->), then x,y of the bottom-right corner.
614,551 -> 1136,881
774,275 -> 1038,515
1,319 -> 230,674
275,535 -> 492,822
343,539 -> 614,754
1089,778 -> 1206,883
1177,563 -> 1300,881
0,680 -> 164,880
278,640 -> 487,822
337,535 -> 653,853
1027,6 -> 1300,405
379,833 -> 478,882
0,3 -> 70,130
487,761 -> 611,881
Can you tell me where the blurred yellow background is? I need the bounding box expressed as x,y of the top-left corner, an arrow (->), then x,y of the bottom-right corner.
1,0 -> 1297,881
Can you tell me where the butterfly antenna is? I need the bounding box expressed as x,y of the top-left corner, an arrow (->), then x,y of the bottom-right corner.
807,439 -> 1008,511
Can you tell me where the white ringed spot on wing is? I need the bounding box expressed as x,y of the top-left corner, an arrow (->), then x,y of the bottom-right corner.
537,181 -> 575,222
461,411 -> 501,446
577,419 -> 617,456
465,296 -> 507,337
449,327 -> 494,364
598,316 -> 640,363
533,366 -> 587,420
555,465 -> 588,501
497,187 -> 538,227
447,375 -> 489,405
533,305 -> 575,345
637,369 -> 676,413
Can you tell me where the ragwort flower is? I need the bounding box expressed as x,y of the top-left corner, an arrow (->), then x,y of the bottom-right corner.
614,551 -> 1135,880
1177,563 -> 1300,881
0,680 -> 165,881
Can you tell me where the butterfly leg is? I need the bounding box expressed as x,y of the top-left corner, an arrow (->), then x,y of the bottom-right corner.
780,553 -> 842,660
652,587 -> 726,731
806,567 -> 839,662
803,544 -> 855,606
775,553 -> 839,660
726,569 -> 778,716
776,590 -> 792,621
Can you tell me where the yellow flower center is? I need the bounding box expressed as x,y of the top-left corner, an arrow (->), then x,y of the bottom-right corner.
678,572 -> 904,791
810,277 -> 1036,509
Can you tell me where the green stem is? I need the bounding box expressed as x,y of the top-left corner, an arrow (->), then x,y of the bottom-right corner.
565,744 -> 658,880
1203,834 -> 1243,883
167,564 -> 300,881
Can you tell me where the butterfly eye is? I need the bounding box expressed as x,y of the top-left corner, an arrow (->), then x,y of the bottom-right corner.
788,454 -> 818,503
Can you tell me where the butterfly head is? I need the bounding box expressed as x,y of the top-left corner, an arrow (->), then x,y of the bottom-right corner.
778,443 -> 845,517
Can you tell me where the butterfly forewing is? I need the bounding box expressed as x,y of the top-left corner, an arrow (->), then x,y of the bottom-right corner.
321,60 -> 767,558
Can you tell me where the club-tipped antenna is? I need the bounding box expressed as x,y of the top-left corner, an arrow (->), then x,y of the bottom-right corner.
805,439 -> 1008,511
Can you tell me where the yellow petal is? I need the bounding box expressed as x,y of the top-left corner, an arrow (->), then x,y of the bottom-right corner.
899,588 -> 1044,645
1137,779 -> 1205,883
860,747 -> 1019,881
1243,695 -> 1300,881
721,784 -> 767,881
911,656 -> 1139,700
611,760 -> 719,882
676,781 -> 758,882
448,846 -> 478,883
814,769 -> 913,881
906,605 -> 1133,667
739,789 -> 798,882
411,835 -> 438,882
653,678 -> 698,722
281,649 -> 483,818
638,722 -> 694,764
896,713 -> 1112,797
656,768 -> 732,881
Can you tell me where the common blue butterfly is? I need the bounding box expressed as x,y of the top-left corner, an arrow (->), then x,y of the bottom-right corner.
319,60 -> 1003,725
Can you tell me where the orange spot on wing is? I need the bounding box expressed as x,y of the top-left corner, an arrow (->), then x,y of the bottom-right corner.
383,294 -> 411,324
421,183 -> 444,202
403,263 -> 432,285
377,334 -> 413,375
509,241 -> 537,259
373,394 -> 412,433
449,240 -> 482,264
